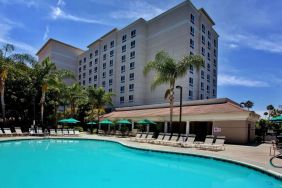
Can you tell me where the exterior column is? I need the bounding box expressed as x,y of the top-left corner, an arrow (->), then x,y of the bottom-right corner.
131,122 -> 134,131
164,121 -> 168,133
146,124 -> 149,132
186,121 -> 190,135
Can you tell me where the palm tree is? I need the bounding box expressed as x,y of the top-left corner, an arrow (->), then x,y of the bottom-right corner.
87,87 -> 114,130
67,83 -> 87,117
33,57 -> 75,126
243,100 -> 254,110
143,51 -> 204,132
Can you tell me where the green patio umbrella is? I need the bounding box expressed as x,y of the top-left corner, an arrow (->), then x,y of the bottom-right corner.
137,119 -> 156,132
117,119 -> 132,125
99,119 -> 113,130
58,118 -> 80,124
87,121 -> 97,125
270,116 -> 282,123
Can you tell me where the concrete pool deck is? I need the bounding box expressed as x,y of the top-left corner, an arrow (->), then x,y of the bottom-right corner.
0,134 -> 281,177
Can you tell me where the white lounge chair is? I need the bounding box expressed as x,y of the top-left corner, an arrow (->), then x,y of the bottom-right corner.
181,135 -> 196,148
151,133 -> 164,144
130,132 -> 142,141
29,128 -> 35,135
135,133 -> 147,142
36,128 -> 44,136
163,134 -> 179,146
14,127 -> 24,136
57,129 -> 63,136
3,128 -> 12,136
159,134 -> 171,145
50,129 -> 57,136
68,129 -> 75,135
62,129 -> 69,136
144,132 -> 155,143
198,136 -> 214,150
0,129 -> 4,136
211,136 -> 225,151
74,130 -> 80,136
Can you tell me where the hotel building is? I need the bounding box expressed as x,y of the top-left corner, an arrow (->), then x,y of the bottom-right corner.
37,0 -> 219,108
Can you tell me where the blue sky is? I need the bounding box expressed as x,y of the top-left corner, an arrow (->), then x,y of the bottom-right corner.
0,0 -> 281,115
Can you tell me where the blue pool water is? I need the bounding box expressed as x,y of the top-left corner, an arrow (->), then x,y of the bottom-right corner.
0,139 -> 281,188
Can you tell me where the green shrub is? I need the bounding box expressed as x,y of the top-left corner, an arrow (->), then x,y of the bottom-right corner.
74,126 -> 84,132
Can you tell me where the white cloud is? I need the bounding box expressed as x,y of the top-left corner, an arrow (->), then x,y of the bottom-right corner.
43,26 -> 49,41
0,18 -> 36,54
221,32 -> 282,54
218,74 -> 269,87
50,7 -> 104,24
110,0 -> 165,20
0,0 -> 38,7
57,0 -> 65,6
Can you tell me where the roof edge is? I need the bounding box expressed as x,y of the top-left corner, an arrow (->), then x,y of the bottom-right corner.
87,28 -> 118,48
36,38 -> 84,56
198,8 -> 215,25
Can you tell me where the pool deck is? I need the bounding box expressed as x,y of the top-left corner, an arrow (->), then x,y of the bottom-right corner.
0,134 -> 281,177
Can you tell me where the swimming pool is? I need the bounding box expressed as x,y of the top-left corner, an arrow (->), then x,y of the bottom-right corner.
0,139 -> 281,188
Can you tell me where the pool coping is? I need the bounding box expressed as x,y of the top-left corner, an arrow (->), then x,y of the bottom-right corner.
1,136 -> 282,181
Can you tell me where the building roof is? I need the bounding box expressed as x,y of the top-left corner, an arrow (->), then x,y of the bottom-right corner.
36,38 -> 84,56
198,8 -> 215,25
104,98 -> 249,119
87,28 -> 118,48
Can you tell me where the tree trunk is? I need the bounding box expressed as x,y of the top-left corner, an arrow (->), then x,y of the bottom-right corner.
196,68 -> 200,100
98,109 -> 101,130
169,83 -> 175,134
0,80 -> 5,127
40,91 -> 45,127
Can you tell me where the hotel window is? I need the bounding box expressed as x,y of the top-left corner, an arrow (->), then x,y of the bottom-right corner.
102,72 -> 106,78
131,30 -> 136,38
110,60 -> 113,67
214,49 -> 217,57
130,62 -> 135,70
190,26 -> 194,36
190,14 -> 194,24
83,57 -> 86,63
121,75 -> 125,83
190,39 -> 194,49
213,79 -> 216,86
103,63 -> 106,69
202,24 -> 205,33
189,77 -> 193,87
83,65 -> 86,70
207,63 -> 210,71
120,86 -> 125,93
102,81 -> 106,87
79,60 -> 82,65
129,73 -> 134,81
89,77 -> 92,83
130,51 -> 135,59
201,47 -> 205,56
129,95 -> 134,102
207,53 -> 210,61
103,45 -> 107,51
207,85 -> 210,93
103,54 -> 107,60
79,81 -> 81,85
208,41 -> 211,49
213,69 -> 216,76
121,65 -> 125,73
201,82 -> 204,90
110,50 -> 114,57
94,84 -> 97,88
82,80 -> 85,85
94,75 -> 97,81
131,41 -> 135,48
208,31 -> 211,39
213,89 -> 216,96
189,90 -> 193,99
79,74 -> 81,80
201,70 -> 205,79
95,58 -> 98,64
129,84 -> 134,91
109,79 -> 113,86
121,55 -> 126,62
207,74 -> 210,82
122,45 -> 126,52
122,35 -> 127,42
89,61 -> 92,67
190,51 -> 194,55
120,96 -> 124,104
200,94 -> 203,100
95,50 -> 98,56
94,67 -> 97,73
89,69 -> 92,75
202,35 -> 205,45
110,41 -> 114,48
90,53 -> 93,59
214,39 -> 217,47
109,88 -> 112,92
213,59 -> 217,67
189,65 -> 193,73
79,67 -> 81,72
109,69 -> 113,76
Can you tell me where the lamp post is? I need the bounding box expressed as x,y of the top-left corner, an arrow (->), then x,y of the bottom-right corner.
176,85 -> 182,135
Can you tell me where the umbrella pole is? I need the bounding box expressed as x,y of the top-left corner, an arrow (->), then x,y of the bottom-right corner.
147,124 -> 149,133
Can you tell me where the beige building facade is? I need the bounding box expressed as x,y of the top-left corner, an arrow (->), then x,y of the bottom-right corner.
37,1 -> 218,108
